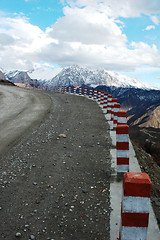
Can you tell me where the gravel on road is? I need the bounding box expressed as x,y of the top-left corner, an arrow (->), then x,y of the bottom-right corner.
0,89 -> 112,240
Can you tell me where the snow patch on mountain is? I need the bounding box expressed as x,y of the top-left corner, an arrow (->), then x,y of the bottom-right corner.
107,71 -> 153,89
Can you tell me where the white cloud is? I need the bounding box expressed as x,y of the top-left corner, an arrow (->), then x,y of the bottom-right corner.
151,15 -> 159,25
145,25 -> 155,31
47,6 -> 127,46
0,0 -> 160,79
64,0 -> 160,18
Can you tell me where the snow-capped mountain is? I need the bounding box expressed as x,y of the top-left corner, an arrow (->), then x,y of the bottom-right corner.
46,65 -> 154,89
6,70 -> 32,84
2,64 -> 155,90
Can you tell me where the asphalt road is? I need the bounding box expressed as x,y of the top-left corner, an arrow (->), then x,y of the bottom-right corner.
0,87 -> 111,240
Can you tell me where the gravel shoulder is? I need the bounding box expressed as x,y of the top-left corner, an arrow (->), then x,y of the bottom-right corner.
0,90 -> 111,240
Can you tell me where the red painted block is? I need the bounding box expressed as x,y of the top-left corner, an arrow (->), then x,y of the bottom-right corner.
123,172 -> 152,198
116,125 -> 129,134
116,142 -> 129,150
117,157 -> 129,165
121,212 -> 149,227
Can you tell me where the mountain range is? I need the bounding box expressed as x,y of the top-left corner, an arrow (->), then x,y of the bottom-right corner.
1,65 -> 160,128
1,65 -> 154,89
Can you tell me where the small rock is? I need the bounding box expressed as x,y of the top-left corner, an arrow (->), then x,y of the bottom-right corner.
59,134 -> 67,138
15,232 -> 22,237
30,235 -> 36,240
82,189 -> 87,193
32,182 -> 37,185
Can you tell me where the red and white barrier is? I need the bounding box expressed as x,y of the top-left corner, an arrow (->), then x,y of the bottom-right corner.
84,87 -> 87,96
46,86 -> 49,91
54,86 -> 56,92
107,94 -> 112,113
100,91 -> 104,107
64,86 -> 67,93
74,86 -> 76,94
119,172 -> 152,240
106,94 -> 112,120
113,103 -> 121,129
61,86 -> 64,93
103,93 -> 108,113
98,90 -> 101,103
89,88 -> 93,98
116,124 -> 129,172
111,98 -> 117,121
58,86 -> 60,93
93,89 -> 97,100
117,110 -> 127,125
79,86 -> 82,96
69,86 -> 71,94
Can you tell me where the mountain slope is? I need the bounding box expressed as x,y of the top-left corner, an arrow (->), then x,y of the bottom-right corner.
95,85 -> 160,128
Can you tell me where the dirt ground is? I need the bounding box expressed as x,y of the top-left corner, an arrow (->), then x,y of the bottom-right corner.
0,89 -> 112,240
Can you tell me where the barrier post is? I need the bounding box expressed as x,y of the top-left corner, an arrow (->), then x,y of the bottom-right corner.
113,103 -> 120,129
74,86 -> 76,94
64,86 -> 67,93
69,86 -> 71,93
111,98 -> 117,121
103,93 -> 108,113
119,172 -> 152,240
100,91 -> 104,107
61,86 -> 64,93
117,111 -> 127,125
93,89 -> 97,100
106,94 -> 112,120
79,87 -> 82,96
89,88 -> 93,98
98,90 -> 101,104
58,86 -> 60,93
116,124 -> 129,172
84,87 -> 87,96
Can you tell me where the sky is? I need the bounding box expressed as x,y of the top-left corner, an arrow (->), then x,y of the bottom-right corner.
0,0 -> 160,88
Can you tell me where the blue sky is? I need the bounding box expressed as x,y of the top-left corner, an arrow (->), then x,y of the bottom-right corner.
0,0 -> 160,88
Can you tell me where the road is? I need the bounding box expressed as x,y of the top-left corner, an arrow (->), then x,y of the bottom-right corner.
0,86 -> 111,240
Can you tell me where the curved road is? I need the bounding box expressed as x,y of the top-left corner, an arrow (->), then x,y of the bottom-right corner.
0,86 -> 111,240
0,85 -> 51,154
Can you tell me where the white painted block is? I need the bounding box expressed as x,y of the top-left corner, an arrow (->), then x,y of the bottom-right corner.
117,165 -> 129,172
116,134 -> 129,142
121,226 -> 148,240
122,196 -> 150,213
117,150 -> 129,158
118,117 -> 126,123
